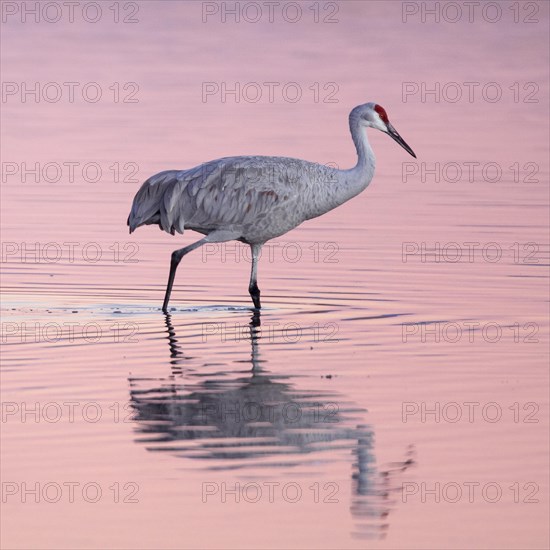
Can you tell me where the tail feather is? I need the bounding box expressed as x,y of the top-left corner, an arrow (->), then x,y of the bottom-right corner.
128,170 -> 185,235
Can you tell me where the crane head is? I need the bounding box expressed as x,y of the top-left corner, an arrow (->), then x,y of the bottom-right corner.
356,102 -> 416,158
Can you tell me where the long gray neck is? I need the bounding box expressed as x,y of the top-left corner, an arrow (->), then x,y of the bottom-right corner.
333,111 -> 376,204
303,110 -> 377,220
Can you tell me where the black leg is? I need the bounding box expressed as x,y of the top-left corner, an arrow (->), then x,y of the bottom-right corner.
162,239 -> 207,312
248,244 -> 263,309
249,281 -> 261,309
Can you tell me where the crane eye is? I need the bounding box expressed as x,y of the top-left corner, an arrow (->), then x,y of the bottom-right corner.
374,104 -> 389,124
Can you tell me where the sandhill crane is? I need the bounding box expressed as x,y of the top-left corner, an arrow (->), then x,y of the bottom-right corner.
128,102 -> 416,312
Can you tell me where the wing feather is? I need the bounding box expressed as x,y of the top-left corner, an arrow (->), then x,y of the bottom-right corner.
128,156 -> 330,236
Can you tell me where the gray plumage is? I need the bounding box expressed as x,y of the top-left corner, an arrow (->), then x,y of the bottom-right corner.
128,157 -> 341,242
127,102 -> 416,312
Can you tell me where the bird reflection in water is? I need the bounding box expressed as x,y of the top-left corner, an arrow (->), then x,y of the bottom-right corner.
128,310 -> 414,539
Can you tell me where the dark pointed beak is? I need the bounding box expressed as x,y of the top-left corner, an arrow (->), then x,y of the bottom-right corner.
386,122 -> 416,158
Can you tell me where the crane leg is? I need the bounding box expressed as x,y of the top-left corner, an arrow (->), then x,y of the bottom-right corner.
248,243 -> 263,309
162,238 -> 208,313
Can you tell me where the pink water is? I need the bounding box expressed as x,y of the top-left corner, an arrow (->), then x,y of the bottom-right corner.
1,1 -> 549,549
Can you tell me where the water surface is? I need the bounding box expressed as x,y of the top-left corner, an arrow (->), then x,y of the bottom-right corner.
1,2 -> 549,548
